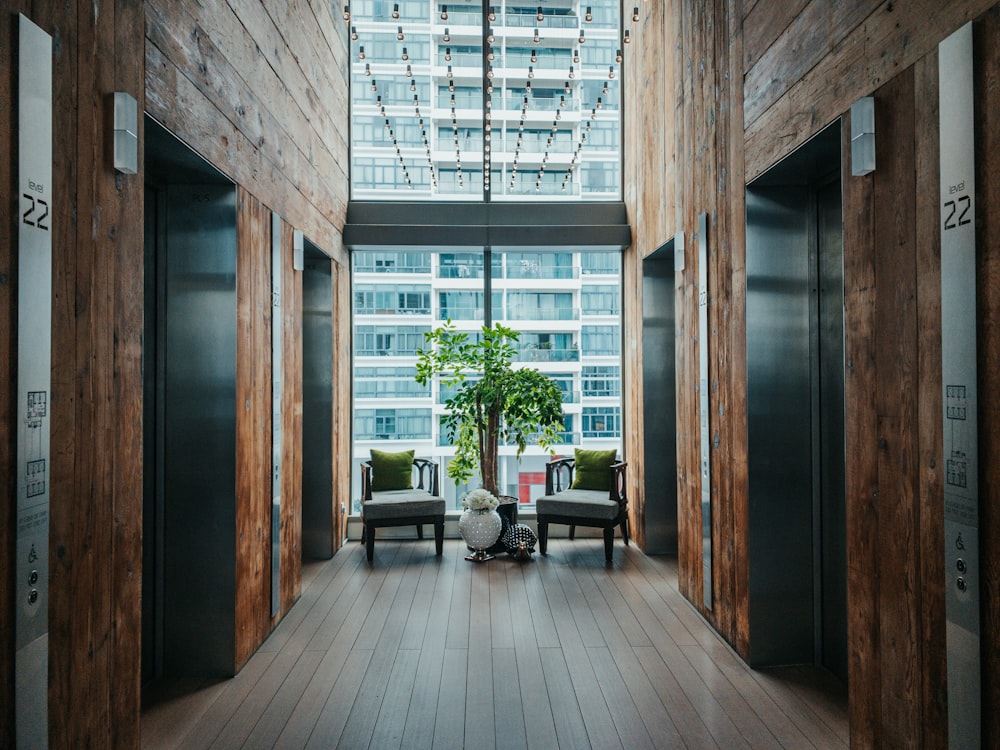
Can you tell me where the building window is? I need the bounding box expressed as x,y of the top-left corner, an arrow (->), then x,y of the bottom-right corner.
355,408 -> 432,440
582,365 -> 620,398
582,407 -> 621,438
581,325 -> 620,356
355,285 -> 431,315
581,285 -> 620,316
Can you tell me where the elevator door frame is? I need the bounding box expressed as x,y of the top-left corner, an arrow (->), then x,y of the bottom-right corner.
745,121 -> 848,679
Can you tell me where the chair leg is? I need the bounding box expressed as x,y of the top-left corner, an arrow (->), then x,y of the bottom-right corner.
416,524 -> 425,540
360,521 -> 366,544
538,520 -> 549,555
603,526 -> 614,562
366,526 -> 376,563
434,519 -> 444,556
568,525 -> 576,540
620,516 -> 630,546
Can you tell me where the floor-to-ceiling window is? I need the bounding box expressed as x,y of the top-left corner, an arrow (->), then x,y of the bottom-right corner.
346,1 -> 626,513
352,248 -> 622,510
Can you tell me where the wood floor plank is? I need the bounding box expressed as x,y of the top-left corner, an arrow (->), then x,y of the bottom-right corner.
492,646 -> 527,750
634,645 -> 722,749
303,648 -> 372,749
139,541 -> 849,750
537,647 -> 592,750
432,647 -> 469,749
368,647 -> 421,749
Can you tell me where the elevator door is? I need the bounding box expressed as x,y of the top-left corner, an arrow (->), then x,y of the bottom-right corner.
746,122 -> 847,681
301,244 -> 335,558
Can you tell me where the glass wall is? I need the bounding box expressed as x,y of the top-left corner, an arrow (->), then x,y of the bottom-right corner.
348,0 -> 623,201
352,248 -> 622,511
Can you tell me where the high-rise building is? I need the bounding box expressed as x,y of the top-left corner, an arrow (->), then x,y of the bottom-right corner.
349,1 -> 622,200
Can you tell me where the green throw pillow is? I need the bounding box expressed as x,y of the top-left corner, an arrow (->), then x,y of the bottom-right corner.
570,448 -> 617,491
370,449 -> 414,492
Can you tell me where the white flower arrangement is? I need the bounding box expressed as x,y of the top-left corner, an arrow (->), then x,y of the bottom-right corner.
462,488 -> 499,511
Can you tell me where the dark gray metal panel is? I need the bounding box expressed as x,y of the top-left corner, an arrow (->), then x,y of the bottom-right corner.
344,201 -> 631,249
642,241 -> 678,554
161,183 -> 238,677
746,184 -> 815,666
817,180 -> 848,682
301,246 -> 335,559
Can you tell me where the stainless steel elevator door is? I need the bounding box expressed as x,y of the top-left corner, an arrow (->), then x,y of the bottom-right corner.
301,246 -> 335,558
816,180 -> 847,682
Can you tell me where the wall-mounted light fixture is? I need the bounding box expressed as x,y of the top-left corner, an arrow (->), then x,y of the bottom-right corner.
112,92 -> 138,175
850,96 -> 875,176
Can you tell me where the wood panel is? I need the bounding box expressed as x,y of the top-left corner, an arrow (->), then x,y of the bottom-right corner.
235,188 -> 274,668
332,259 -> 352,548
144,0 -> 349,266
974,8 -> 1000,748
913,50 -> 948,750
744,0 -> 995,182
0,1 -> 145,745
280,219 -> 304,615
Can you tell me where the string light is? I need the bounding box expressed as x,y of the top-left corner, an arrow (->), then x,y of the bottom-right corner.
623,29 -> 631,44
351,25 -> 358,41
585,6 -> 592,22
342,4 -> 350,21
536,6 -> 544,22
397,25 -> 404,40
440,4 -> 448,20
392,3 -> 399,19
443,27 -> 450,42
359,45 -> 366,60
578,28 -> 585,44
401,47 -> 408,61
633,6 -> 640,22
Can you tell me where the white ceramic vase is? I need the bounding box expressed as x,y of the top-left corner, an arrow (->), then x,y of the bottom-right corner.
458,508 -> 502,562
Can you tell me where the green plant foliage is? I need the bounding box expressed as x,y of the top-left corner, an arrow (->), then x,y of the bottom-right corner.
415,321 -> 565,494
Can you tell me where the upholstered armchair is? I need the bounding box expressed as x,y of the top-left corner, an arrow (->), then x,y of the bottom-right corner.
360,450 -> 446,563
535,450 -> 629,562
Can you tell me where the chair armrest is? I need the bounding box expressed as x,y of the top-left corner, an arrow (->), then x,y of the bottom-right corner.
361,460 -> 374,503
609,461 -> 627,505
545,457 -> 576,494
413,457 -> 440,496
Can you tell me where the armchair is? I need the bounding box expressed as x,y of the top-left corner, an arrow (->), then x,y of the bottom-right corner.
360,455 -> 446,563
535,455 -> 629,562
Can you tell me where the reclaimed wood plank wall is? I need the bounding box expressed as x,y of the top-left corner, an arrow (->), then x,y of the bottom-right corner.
624,0 -> 999,745
2,0 -> 351,745
1,1 -> 145,746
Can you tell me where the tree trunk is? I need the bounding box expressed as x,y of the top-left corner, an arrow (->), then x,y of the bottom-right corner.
481,407 -> 501,496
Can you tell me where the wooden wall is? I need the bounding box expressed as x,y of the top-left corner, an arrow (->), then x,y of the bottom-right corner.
2,0 -> 352,745
624,0 -> 999,746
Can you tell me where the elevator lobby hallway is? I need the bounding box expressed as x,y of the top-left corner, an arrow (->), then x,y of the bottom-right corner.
140,540 -> 847,749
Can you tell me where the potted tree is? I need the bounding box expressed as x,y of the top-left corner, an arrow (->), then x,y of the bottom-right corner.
415,322 -> 565,499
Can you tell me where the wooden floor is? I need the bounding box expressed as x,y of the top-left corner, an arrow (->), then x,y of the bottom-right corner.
141,538 -> 849,749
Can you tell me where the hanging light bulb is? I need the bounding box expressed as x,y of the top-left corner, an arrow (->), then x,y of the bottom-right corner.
530,49 -> 537,64
364,63 -> 371,76
559,95 -> 565,107
402,47 -> 409,61
397,26 -> 404,40
596,96 -> 603,108
445,47 -> 452,61
528,66 -> 534,79
351,25 -> 358,41
533,28 -> 540,44
608,65 -> 616,79
591,108 -> 597,120
488,6 -> 496,22
343,4 -> 350,21
615,48 -> 623,64
392,3 -> 400,19
573,48 -> 580,64
486,65 -> 494,79
440,4 -> 448,20
406,64 -> 412,77
633,6 -> 640,22
537,6 -> 544,22
487,49 -> 495,61
623,29 -> 631,44
446,65 -> 453,79
568,65 -> 575,79
564,81 -> 571,94
487,28 -> 495,45
443,27 -> 450,42
486,83 -> 493,94
359,45 -> 366,60
578,28 -> 585,44
585,6 -> 593,22
602,81 -> 609,95
410,78 -> 416,91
